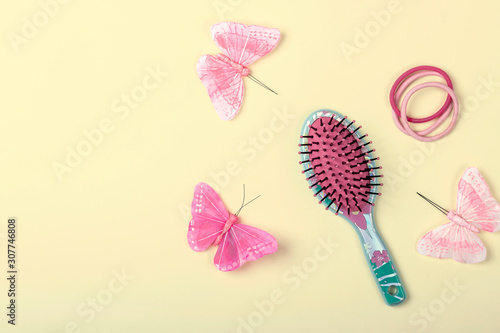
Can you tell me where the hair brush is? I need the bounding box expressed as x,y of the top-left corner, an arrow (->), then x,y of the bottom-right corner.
298,109 -> 406,306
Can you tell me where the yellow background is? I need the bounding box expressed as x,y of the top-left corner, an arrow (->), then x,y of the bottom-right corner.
2,0 -> 500,332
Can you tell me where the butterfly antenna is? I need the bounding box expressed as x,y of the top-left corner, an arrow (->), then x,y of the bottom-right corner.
416,192 -> 448,215
235,184 -> 246,216
240,195 -> 261,210
247,74 -> 278,95
235,184 -> 261,216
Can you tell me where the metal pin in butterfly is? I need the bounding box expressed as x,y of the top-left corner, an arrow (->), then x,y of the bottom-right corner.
416,192 -> 448,215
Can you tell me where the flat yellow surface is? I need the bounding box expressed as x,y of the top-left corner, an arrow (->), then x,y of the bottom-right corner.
2,1 -> 500,332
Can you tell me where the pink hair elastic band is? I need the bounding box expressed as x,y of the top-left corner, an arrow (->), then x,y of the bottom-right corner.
390,66 -> 459,142
390,66 -> 454,123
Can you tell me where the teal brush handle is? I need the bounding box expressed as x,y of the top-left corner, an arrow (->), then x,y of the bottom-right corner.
347,211 -> 406,306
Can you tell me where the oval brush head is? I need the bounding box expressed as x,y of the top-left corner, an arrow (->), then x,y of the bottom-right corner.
299,110 -> 381,216
298,109 -> 406,306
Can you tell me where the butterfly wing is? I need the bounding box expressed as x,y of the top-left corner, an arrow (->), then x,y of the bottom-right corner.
197,54 -> 244,121
456,167 -> 500,232
188,183 -> 229,252
211,22 -> 280,67
214,224 -> 278,271
417,222 -> 486,263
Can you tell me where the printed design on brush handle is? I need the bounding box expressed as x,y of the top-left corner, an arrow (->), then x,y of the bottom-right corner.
351,211 -> 404,302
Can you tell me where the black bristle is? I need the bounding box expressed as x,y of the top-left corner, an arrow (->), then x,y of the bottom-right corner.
330,120 -> 341,132
339,120 -> 354,134
326,198 -> 335,210
341,139 -> 357,150
306,173 -> 317,180
336,202 -> 342,215
314,187 -> 323,196
306,173 -> 316,179
353,152 -> 367,159
310,178 -> 326,188
351,145 -> 364,153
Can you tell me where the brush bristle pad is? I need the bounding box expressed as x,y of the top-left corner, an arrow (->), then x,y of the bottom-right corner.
301,116 -> 381,214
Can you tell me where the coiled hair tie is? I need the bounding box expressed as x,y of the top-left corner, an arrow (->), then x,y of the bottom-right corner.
390,66 -> 459,142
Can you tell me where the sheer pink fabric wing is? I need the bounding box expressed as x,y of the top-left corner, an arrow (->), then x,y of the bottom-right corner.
188,183 -> 229,252
197,54 -> 244,121
211,22 -> 281,67
213,224 -> 278,271
457,167 -> 500,232
417,222 -> 486,263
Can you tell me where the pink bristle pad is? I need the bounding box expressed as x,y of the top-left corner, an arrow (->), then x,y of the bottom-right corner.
308,116 -> 375,213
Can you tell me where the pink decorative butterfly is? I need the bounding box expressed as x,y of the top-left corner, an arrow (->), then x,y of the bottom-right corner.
197,22 -> 281,121
417,167 -> 500,263
188,182 -> 278,271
